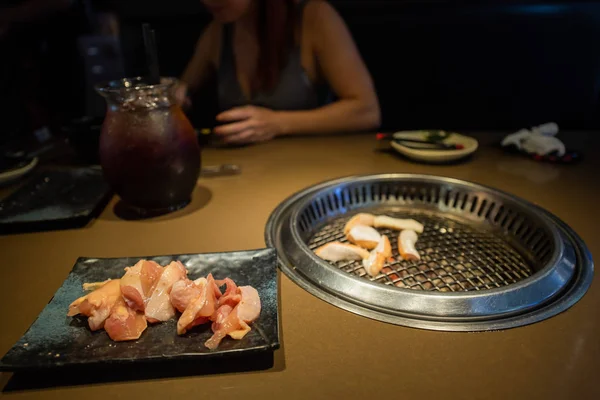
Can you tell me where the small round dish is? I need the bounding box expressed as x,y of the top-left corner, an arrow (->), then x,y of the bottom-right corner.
391,131 -> 478,163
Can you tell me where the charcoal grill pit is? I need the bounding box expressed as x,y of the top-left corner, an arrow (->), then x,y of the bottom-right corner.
265,174 -> 593,330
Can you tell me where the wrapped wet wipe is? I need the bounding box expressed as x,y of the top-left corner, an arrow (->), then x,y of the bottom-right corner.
501,122 -> 565,156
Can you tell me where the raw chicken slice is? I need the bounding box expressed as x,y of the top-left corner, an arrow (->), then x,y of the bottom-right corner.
120,260 -> 163,311
228,320 -> 252,341
82,279 -> 111,291
140,260 -> 163,296
120,272 -> 144,311
216,278 -> 241,308
204,285 -> 261,349
67,279 -> 122,331
347,225 -> 381,249
314,242 -> 369,261
104,297 -> 148,341
145,261 -> 187,323
362,235 -> 392,277
216,277 -> 237,296
192,274 -> 222,297
177,274 -> 220,335
206,307 -> 251,349
343,213 -> 376,234
170,278 -> 204,313
210,304 -> 234,333
373,216 -> 424,234
398,230 -> 420,260
235,286 -> 261,323
207,274 -> 223,299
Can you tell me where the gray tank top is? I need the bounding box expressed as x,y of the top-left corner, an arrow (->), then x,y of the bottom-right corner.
217,0 -> 329,112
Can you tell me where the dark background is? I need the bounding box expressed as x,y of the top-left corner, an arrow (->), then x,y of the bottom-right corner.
2,0 -> 600,139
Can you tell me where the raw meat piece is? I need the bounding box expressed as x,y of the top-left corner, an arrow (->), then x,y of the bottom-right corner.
210,304 -> 234,333
235,286 -> 261,323
82,279 -> 112,291
145,261 -> 187,323
216,278 -> 240,308
170,278 -> 204,313
177,274 -> 220,335
205,286 -> 261,349
67,279 -> 122,331
104,297 -> 147,341
120,260 -> 163,311
68,263 -> 260,349
207,274 -> 223,299
139,260 -> 163,295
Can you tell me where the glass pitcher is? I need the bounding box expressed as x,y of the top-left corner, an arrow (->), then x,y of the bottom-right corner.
96,77 -> 201,212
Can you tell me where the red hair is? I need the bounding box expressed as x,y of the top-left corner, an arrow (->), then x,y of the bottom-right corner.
254,0 -> 296,93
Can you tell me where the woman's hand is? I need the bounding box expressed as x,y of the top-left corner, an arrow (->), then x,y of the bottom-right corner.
214,105 -> 284,144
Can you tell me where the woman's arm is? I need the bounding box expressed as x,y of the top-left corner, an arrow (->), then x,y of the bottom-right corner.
178,21 -> 220,96
215,1 -> 380,141
278,0 -> 381,135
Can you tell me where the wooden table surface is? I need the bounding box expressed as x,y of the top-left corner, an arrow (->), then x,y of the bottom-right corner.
1,132 -> 599,399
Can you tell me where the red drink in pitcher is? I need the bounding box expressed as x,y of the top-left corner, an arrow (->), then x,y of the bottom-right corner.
96,77 -> 200,212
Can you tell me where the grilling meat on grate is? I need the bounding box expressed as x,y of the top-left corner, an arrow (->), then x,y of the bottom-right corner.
315,213 -> 424,276
344,213 -> 424,234
373,216 -> 424,234
344,213 -> 376,234
315,242 -> 370,261
398,230 -> 420,260
363,235 -> 392,276
346,225 -> 382,249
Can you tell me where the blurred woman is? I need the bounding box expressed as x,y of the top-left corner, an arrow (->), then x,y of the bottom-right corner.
178,0 -> 380,144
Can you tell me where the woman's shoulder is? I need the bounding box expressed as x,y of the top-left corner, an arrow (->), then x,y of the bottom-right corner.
301,0 -> 350,46
198,20 -> 224,66
301,0 -> 345,38
302,0 -> 340,26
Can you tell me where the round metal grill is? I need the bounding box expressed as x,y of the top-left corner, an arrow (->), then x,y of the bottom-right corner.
266,174 -> 593,331
308,211 -> 533,292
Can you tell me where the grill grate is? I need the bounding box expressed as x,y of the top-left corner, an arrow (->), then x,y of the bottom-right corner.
308,211 -> 534,292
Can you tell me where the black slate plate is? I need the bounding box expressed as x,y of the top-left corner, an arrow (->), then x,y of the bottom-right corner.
0,248 -> 279,372
0,167 -> 111,235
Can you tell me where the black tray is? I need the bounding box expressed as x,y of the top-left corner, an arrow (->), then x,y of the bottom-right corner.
0,248 -> 280,372
0,167 -> 111,234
